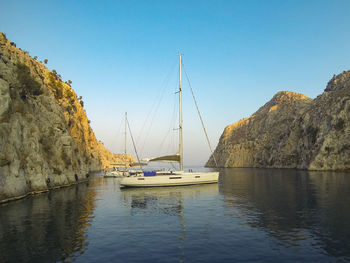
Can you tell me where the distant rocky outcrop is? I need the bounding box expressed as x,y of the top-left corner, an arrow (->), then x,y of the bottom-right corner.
207,72 -> 350,170
0,33 -> 134,203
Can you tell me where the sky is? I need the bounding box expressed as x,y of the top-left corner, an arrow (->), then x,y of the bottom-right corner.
1,0 -> 350,166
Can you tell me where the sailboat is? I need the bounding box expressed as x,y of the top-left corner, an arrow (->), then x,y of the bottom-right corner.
104,113 -> 142,178
119,54 -> 219,187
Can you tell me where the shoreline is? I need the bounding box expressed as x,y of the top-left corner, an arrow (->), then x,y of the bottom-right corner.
0,178 -> 89,205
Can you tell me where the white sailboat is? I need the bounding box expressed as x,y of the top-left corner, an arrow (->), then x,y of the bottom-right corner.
104,113 -> 143,178
119,54 -> 219,187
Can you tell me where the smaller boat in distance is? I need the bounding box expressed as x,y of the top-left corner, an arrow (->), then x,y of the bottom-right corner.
119,54 -> 219,187
104,166 -> 123,178
104,113 -> 143,178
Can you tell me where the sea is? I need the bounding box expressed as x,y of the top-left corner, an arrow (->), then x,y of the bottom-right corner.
0,168 -> 350,262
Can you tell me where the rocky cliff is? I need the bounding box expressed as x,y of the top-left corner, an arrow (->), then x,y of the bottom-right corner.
0,33 -> 134,202
207,72 -> 350,170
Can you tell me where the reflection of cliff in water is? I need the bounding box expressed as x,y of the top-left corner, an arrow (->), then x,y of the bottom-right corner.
0,182 -> 98,263
220,168 -> 350,259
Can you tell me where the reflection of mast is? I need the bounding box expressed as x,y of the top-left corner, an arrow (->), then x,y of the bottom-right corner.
178,197 -> 186,262
120,184 -> 219,261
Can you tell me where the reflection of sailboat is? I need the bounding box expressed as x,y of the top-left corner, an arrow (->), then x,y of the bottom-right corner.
120,184 -> 218,262
119,55 -> 219,187
121,184 -> 219,214
121,184 -> 219,200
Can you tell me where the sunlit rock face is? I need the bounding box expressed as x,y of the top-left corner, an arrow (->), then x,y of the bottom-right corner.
0,33 -> 134,202
207,72 -> 350,170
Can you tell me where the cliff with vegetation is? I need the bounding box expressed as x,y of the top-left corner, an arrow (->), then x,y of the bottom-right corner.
207,71 -> 350,170
0,33 -> 134,203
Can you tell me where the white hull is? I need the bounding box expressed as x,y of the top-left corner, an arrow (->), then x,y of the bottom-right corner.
104,174 -> 120,178
104,168 -> 142,178
104,170 -> 124,178
119,171 -> 219,187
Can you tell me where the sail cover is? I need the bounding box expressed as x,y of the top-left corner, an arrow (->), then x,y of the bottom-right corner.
143,153 -> 180,163
129,162 -> 149,167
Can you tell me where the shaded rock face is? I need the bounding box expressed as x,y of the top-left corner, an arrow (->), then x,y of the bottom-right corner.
0,33 -> 134,202
207,72 -> 350,170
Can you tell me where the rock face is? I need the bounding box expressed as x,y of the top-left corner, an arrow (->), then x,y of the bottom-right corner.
0,33 -> 134,202
207,72 -> 350,170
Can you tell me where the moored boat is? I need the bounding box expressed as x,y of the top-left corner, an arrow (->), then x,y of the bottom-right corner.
119,54 -> 219,187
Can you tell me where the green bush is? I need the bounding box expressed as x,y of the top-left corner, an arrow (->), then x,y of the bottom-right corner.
48,71 -> 64,99
66,104 -> 73,113
55,81 -> 63,99
65,88 -> 74,99
15,63 -> 43,97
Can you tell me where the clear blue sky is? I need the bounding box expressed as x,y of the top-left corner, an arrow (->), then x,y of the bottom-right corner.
1,0 -> 350,165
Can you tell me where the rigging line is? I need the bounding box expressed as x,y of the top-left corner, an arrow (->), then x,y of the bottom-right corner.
138,59 -> 178,156
169,88 -> 178,154
162,70 -> 179,156
126,116 -> 143,171
158,125 -> 171,154
182,64 -> 218,167
170,162 -> 177,170
158,84 -> 178,154
169,89 -> 178,154
136,59 -> 177,142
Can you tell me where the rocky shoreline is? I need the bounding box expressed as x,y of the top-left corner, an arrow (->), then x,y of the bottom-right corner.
0,33 -> 134,203
0,177 -> 90,204
207,71 -> 350,170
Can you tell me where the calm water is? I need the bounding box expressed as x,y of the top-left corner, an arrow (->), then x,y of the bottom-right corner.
1,168 -> 350,262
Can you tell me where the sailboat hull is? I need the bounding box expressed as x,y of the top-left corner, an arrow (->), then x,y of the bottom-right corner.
119,171 -> 219,187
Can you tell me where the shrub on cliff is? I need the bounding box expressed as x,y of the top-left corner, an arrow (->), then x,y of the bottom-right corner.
15,63 -> 43,97
66,104 -> 73,113
48,71 -> 64,99
65,88 -> 74,99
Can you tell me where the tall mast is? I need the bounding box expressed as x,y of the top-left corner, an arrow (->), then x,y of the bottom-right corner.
124,112 -> 127,169
179,54 -> 183,171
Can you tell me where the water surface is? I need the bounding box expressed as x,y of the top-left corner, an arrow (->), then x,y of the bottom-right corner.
1,168 -> 350,262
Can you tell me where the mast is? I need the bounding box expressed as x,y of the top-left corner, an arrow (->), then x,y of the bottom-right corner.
179,54 -> 183,171
124,112 -> 127,170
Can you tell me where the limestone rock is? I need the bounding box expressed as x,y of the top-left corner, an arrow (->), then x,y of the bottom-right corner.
207,73 -> 350,171
0,32 -> 135,202
0,78 -> 10,120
